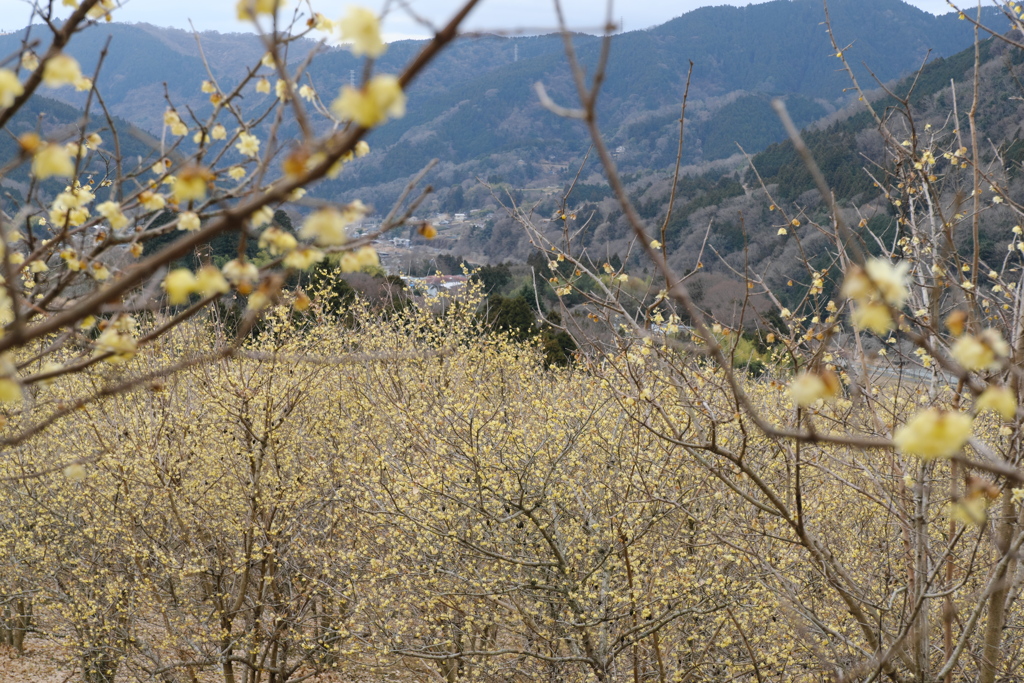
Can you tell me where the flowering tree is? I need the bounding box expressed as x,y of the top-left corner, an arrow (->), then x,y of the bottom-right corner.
507,1 -> 1024,680
0,2 -> 490,679
7,1 -> 1024,683
0,0 -> 478,466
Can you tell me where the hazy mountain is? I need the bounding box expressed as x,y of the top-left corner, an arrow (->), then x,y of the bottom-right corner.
0,0 -> 1008,214
469,31 -> 1024,314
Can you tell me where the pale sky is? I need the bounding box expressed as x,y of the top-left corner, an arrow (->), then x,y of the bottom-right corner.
0,0 -> 971,39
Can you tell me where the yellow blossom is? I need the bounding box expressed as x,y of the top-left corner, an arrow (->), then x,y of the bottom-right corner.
338,252 -> 360,273
164,108 -> 185,128
283,247 -> 324,270
173,166 -> 211,203
354,140 -> 370,157
951,329 -> 1010,371
73,76 -> 92,91
975,385 -> 1017,421
139,191 -> 166,211
845,258 -> 909,307
95,327 -> 136,361
251,206 -> 275,228
222,259 -> 259,287
32,144 -> 75,179
255,78 -> 271,94
86,0 -> 115,19
236,0 -> 285,20
0,69 -> 24,107
789,370 -> 840,408
163,268 -> 198,305
42,54 -> 82,87
339,6 -> 386,57
178,211 -> 201,232
299,207 -> 350,246
945,310 -> 967,336
952,497 -> 989,525
312,13 -> 334,31
258,226 -> 297,255
63,464 -> 87,482
331,74 -> 406,128
65,141 -> 85,159
893,408 -> 972,460
20,52 -> 38,71
236,132 -> 260,158
299,84 -> 316,101
247,290 -> 272,311
196,266 -> 230,296
354,245 -> 379,269
851,301 -> 893,334
211,124 -> 227,140
228,166 -> 247,181
90,262 -> 110,280
275,79 -> 291,101
0,378 -> 22,403
96,200 -> 128,229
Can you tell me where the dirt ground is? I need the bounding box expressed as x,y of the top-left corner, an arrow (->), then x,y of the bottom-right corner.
0,640 -> 76,683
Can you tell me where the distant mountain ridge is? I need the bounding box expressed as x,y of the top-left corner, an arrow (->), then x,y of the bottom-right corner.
0,0 -> 1008,212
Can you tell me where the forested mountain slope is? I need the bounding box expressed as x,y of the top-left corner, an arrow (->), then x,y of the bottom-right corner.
0,0 -> 1005,213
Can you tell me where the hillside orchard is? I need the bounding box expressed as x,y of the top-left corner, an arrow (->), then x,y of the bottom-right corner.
0,1 -> 1024,683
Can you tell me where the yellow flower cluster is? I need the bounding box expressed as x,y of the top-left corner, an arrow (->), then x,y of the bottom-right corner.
163,109 -> 188,136
96,200 -> 128,230
0,69 -> 24,107
975,385 -> 1017,421
236,132 -> 261,158
339,6 -> 386,57
236,0 -> 285,20
339,245 -> 379,272
223,259 -> 260,291
789,370 -> 840,408
172,166 -> 212,203
42,54 -> 82,87
32,144 -> 75,180
951,329 -> 1010,372
163,266 -> 231,305
331,75 -> 406,128
95,317 -> 138,362
258,227 -> 297,255
283,246 -> 325,270
893,408 -> 972,460
842,258 -> 909,334
49,186 -> 93,226
299,202 -> 367,246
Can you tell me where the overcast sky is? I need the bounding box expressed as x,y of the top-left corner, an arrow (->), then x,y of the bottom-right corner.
0,0 -> 970,40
